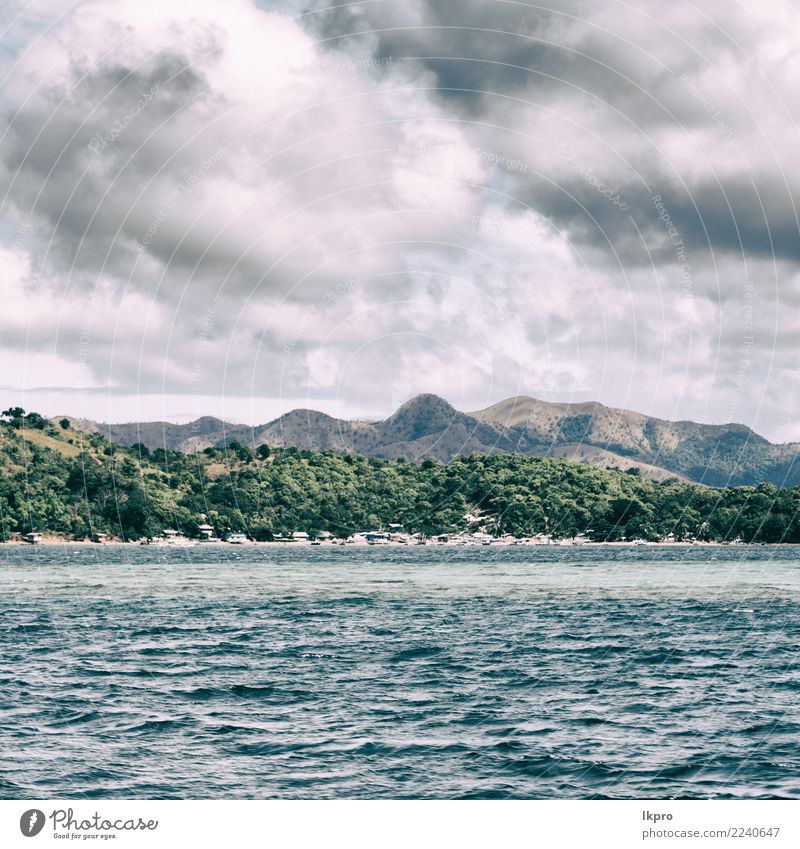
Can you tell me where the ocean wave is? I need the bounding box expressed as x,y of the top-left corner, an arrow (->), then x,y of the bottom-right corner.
3,547 -> 800,798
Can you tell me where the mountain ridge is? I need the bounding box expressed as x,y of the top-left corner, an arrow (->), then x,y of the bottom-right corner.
57,393 -> 800,486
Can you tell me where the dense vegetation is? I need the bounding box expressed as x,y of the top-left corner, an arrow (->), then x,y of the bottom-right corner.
1,408 -> 800,543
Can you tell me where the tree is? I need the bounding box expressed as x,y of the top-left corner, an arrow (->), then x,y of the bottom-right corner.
59,418 -> 71,430
2,407 -> 25,429
3,407 -> 800,543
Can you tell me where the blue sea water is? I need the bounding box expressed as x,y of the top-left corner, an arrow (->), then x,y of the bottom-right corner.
1,544 -> 799,799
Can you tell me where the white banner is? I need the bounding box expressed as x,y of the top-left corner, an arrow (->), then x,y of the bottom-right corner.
1,800 -> 797,849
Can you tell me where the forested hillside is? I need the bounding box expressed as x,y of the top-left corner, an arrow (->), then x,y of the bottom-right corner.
2,407 -> 800,543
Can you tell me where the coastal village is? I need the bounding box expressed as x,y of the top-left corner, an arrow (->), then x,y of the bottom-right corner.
0,408 -> 788,546
15,516 -> 739,547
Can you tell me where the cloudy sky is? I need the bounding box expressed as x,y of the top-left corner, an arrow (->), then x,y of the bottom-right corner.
1,0 -> 799,439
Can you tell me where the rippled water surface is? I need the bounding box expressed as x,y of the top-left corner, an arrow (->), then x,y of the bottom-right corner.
2,544 -> 799,799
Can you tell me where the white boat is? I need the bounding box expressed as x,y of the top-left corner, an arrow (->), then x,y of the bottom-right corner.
156,529 -> 194,546
225,532 -> 249,544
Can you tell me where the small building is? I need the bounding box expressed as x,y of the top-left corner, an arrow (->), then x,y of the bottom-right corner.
162,529 -> 179,538
291,531 -> 309,541
22,532 -> 43,544
364,532 -> 390,544
91,532 -> 108,543
198,524 -> 216,541
346,533 -> 369,545
471,532 -> 493,545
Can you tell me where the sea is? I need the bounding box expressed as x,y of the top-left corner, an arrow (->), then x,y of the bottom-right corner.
1,544 -> 799,799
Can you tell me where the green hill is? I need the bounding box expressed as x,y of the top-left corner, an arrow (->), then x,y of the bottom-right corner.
2,407 -> 800,543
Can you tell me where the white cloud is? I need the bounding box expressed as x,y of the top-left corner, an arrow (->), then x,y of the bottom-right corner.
1,0 -> 800,440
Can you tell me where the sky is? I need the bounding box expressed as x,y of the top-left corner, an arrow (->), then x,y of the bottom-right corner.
1,0 -> 799,440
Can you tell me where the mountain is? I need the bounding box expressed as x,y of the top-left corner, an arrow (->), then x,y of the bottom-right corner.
468,396 -> 797,486
57,394 -> 800,486
58,415 -> 253,454
242,395 -> 519,463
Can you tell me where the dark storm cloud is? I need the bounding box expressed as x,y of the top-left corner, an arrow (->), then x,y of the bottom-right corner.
302,0 -> 800,268
302,0 -> 719,120
0,56 -> 211,282
303,0 -> 586,112
511,170 -> 800,274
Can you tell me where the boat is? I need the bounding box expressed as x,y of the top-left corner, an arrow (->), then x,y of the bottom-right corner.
157,529 -> 193,546
225,532 -> 249,545
365,532 -> 390,545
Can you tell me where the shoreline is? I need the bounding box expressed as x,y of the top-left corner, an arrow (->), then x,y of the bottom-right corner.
0,537 -> 777,548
